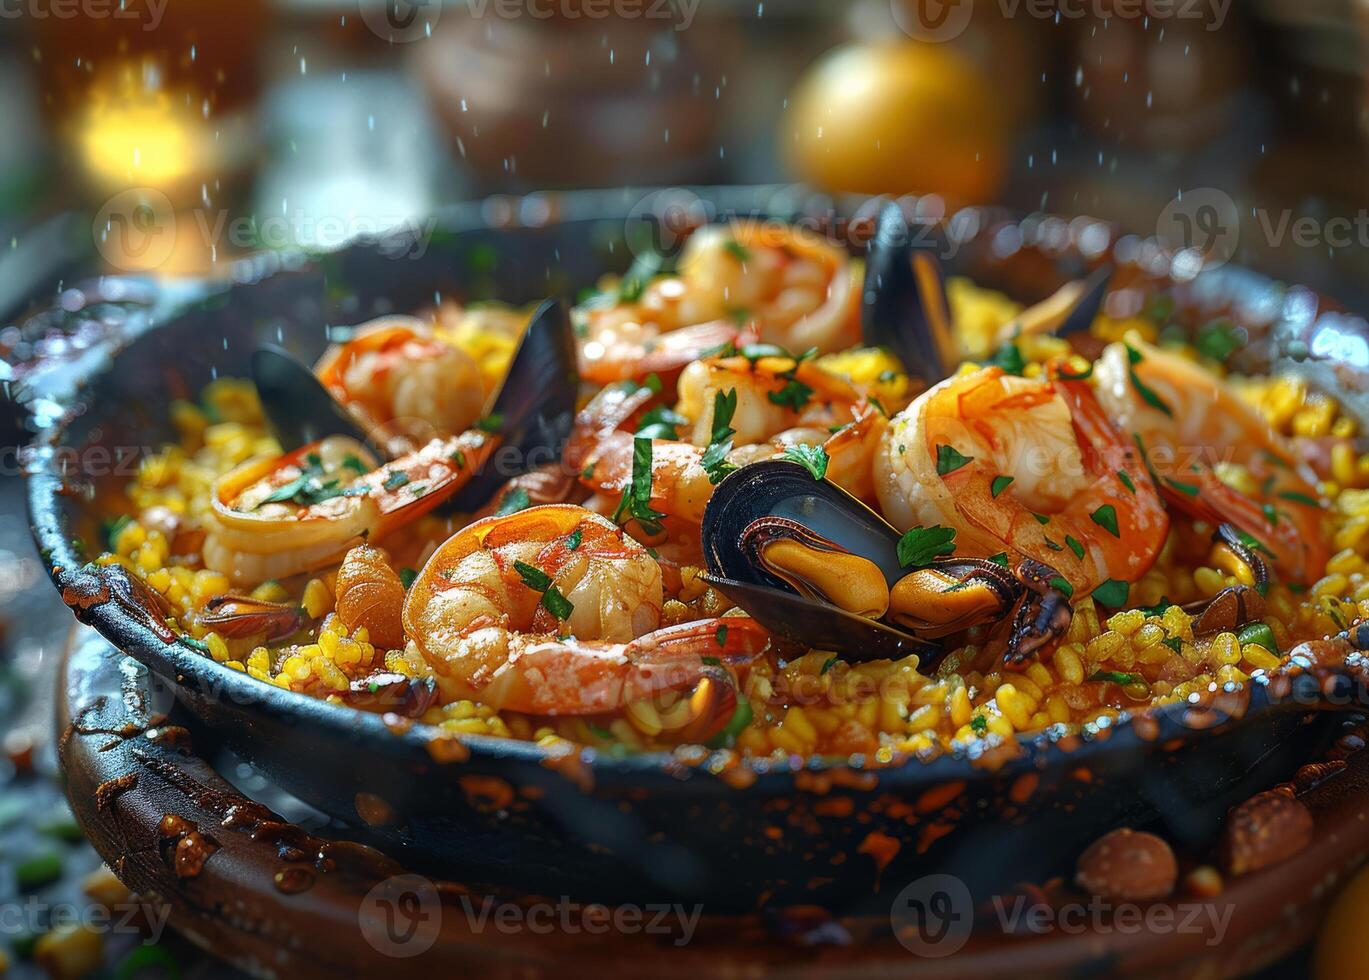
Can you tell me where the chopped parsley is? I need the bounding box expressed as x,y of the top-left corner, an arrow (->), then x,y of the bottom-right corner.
896,525 -> 957,568
783,444 -> 829,480
989,342 -> 1026,376
1048,575 -> 1074,599
1089,670 -> 1141,685
617,250 -> 665,303
636,405 -> 689,441
990,475 -> 1014,498
341,454 -> 368,474
258,453 -> 368,509
565,529 -> 583,551
1164,476 -> 1200,498
970,715 -> 988,734
1195,319 -> 1241,362
1091,579 -> 1129,607
935,444 -> 973,476
768,377 -> 814,412
1125,344 -> 1173,416
1065,535 -> 1086,559
1090,504 -> 1120,537
715,624 -> 729,647
612,436 -> 667,535
702,388 -> 739,485
513,560 -> 575,621
382,470 -> 410,492
494,487 -> 532,516
449,449 -> 467,469
820,656 -> 838,675
723,239 -> 751,262
399,567 -> 418,590
1118,471 -> 1136,494
987,552 -> 1010,567
1278,490 -> 1320,508
475,413 -> 504,434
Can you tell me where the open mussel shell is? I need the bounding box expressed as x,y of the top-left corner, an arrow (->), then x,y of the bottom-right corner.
860,202 -> 958,388
449,297 -> 578,510
1055,264 -> 1113,336
705,574 -> 941,665
251,345 -> 385,458
701,460 -> 942,665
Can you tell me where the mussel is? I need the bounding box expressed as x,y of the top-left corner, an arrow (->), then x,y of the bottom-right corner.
861,203 -> 958,387
701,460 -> 1075,671
251,297 -> 578,512
860,202 -> 1113,384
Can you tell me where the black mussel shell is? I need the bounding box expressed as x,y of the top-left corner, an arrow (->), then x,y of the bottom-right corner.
449,297 -> 578,510
701,460 -> 942,665
1055,264 -> 1113,336
860,202 -> 957,387
251,345 -> 385,457
703,575 -> 942,665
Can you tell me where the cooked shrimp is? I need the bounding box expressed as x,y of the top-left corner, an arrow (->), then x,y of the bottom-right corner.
1093,338 -> 1329,584
402,505 -> 769,715
315,317 -> 486,455
675,351 -> 864,447
576,221 -> 860,384
876,365 -> 1170,598
576,374 -> 886,526
203,430 -> 495,587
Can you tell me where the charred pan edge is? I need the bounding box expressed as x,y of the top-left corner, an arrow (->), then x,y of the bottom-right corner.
24,187 -> 1369,788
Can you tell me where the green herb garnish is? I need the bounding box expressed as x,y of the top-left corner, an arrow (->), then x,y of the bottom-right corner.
990,475 -> 1015,498
1089,670 -> 1141,685
702,388 -> 739,485
896,525 -> 957,568
1091,579 -> 1129,607
495,487 -> 532,516
935,444 -> 973,476
1125,344 -> 1173,416
783,444 -> 829,480
1091,504 -> 1120,537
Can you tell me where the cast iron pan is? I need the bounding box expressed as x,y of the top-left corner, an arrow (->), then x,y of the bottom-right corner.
24,186 -> 1369,913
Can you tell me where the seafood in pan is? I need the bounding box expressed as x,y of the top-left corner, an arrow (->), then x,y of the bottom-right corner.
97,211 -> 1358,759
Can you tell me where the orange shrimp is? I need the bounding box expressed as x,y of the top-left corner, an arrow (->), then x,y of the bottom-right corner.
315,317 -> 487,454
1093,339 -> 1329,584
203,430 -> 496,586
575,220 -> 860,385
402,505 -> 770,716
875,365 -> 1170,599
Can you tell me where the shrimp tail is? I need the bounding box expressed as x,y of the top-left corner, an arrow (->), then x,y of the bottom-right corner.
1005,559 -> 1074,667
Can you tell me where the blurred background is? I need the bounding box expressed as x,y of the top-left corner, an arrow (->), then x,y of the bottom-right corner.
0,0 -> 1368,976
0,0 -> 1366,316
